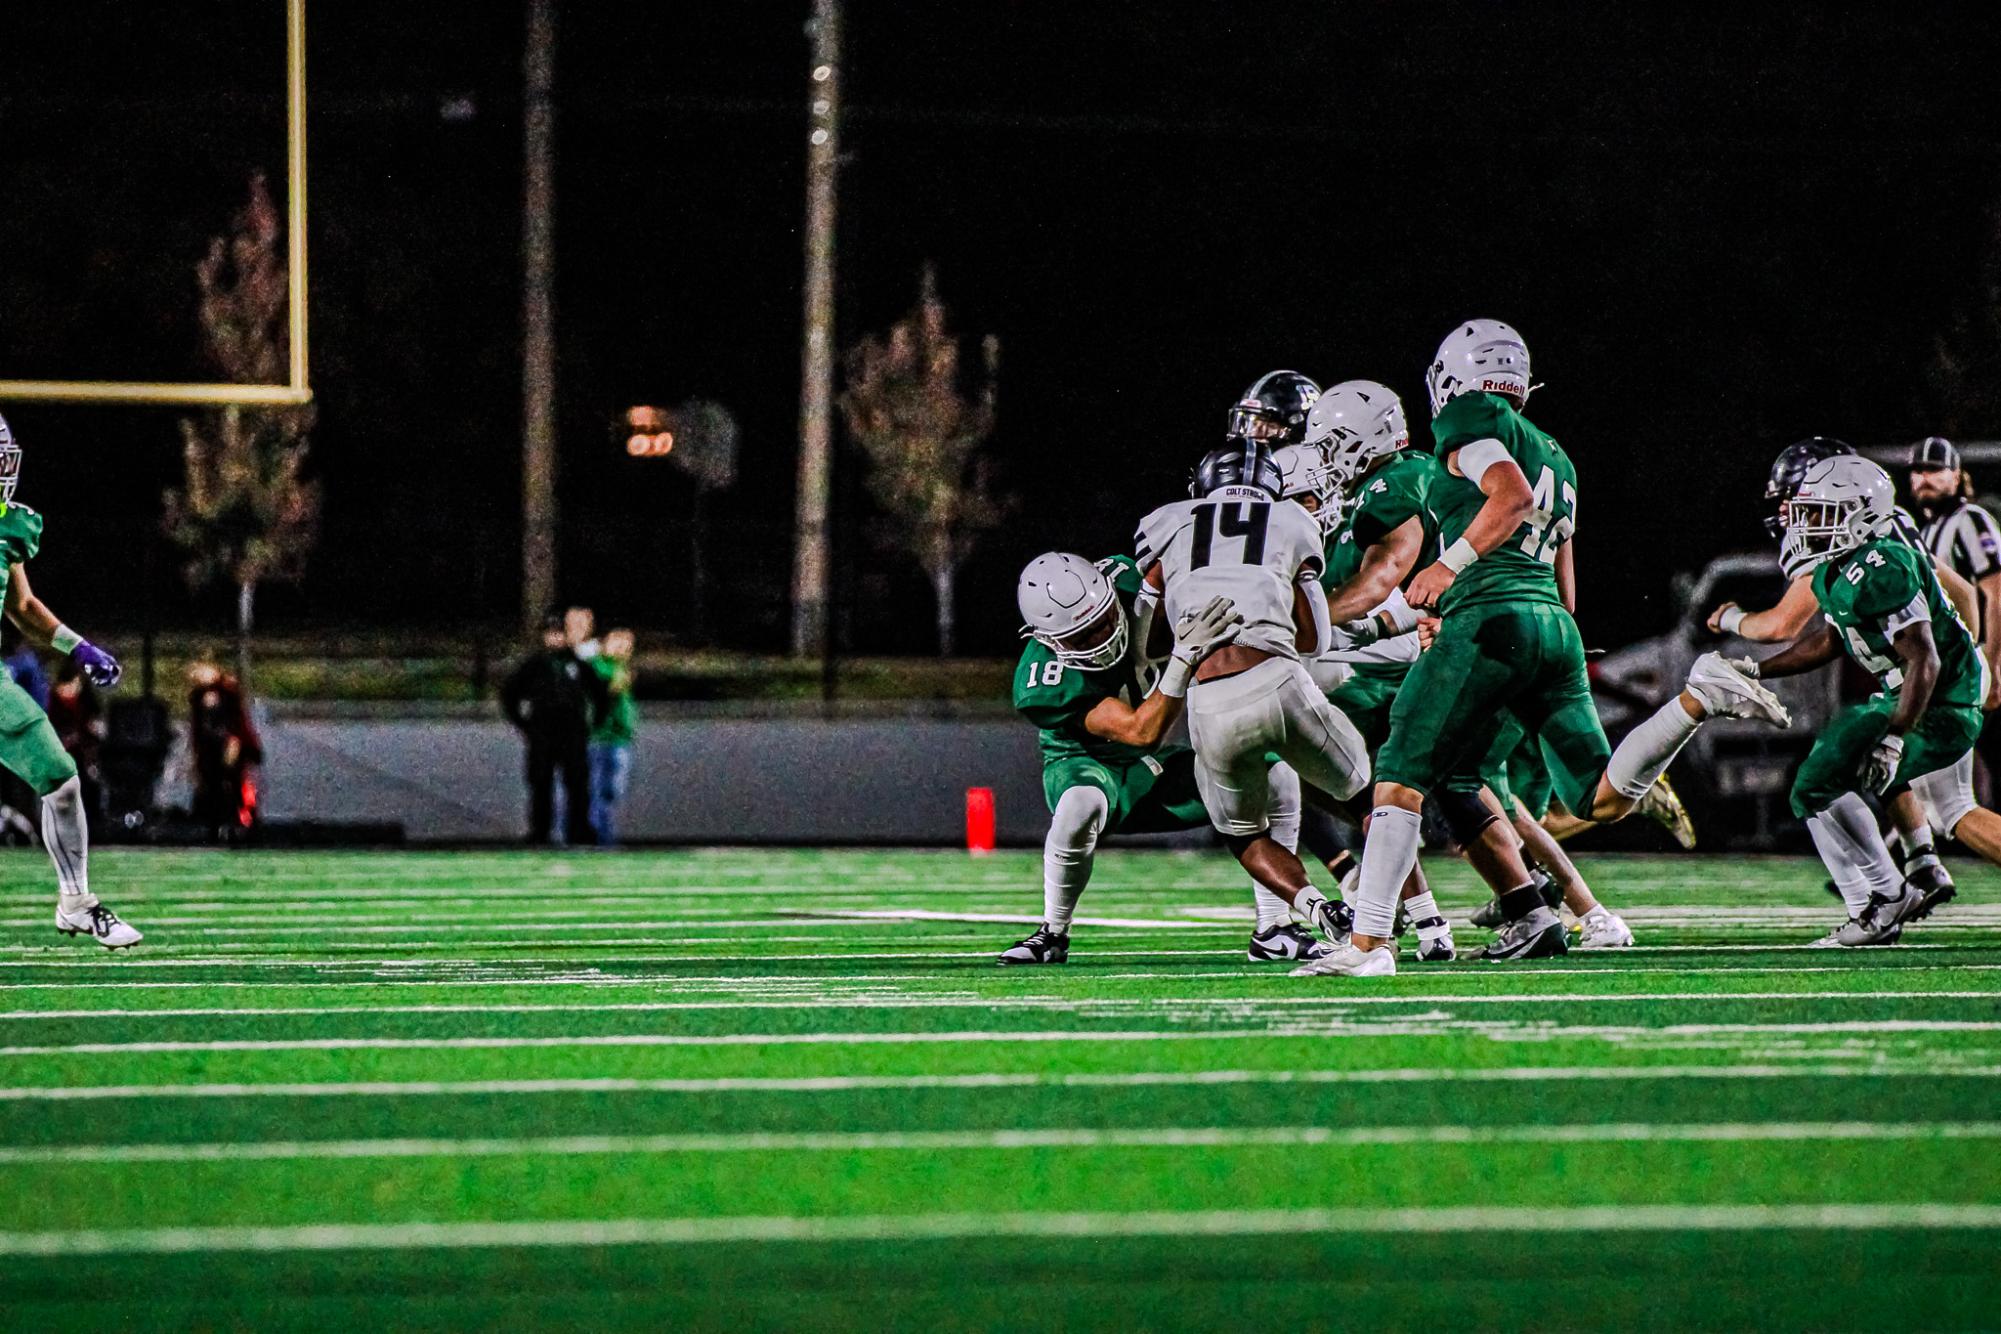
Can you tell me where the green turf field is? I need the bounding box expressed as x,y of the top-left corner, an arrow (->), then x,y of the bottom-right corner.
3,846 -> 1999,1331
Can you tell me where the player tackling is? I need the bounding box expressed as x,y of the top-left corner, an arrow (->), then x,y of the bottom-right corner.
0,414 -> 138,948
1301,321 -> 1790,977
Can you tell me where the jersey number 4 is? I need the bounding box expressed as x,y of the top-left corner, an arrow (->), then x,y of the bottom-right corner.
1189,501 -> 1269,569
1519,465 -> 1577,565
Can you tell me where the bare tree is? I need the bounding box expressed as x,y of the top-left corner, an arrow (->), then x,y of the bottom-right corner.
669,400 -> 739,643
838,265 -> 1006,656
1925,198 -> 2001,437
164,173 -> 320,686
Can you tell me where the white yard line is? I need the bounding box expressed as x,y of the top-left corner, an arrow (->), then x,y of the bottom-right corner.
5,963 -> 2000,991
4,1203 -> 2000,1256
7,1018 -> 2001,1057
5,990 -> 1998,1021
8,1063 -> 2000,1101
6,1120 -> 2000,1165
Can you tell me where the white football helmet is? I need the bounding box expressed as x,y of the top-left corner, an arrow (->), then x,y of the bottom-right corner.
1780,456 -> 1896,576
1269,444 -> 1340,533
1426,319 -> 1531,416
0,413 -> 18,508
1307,379 -> 1410,486
1017,552 -> 1129,670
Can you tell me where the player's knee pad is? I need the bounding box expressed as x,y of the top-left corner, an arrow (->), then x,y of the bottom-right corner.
1049,785 -> 1110,851
1433,786 -> 1501,845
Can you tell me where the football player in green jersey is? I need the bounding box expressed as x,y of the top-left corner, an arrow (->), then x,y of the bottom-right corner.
1001,551 -> 1331,964
1707,437 -> 1979,911
1310,321 -> 1791,977
0,414 -> 139,948
1297,380 -> 1636,961
1742,456 -> 2001,945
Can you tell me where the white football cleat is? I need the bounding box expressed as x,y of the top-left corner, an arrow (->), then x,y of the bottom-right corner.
1291,942 -> 1397,978
1810,884 -> 1928,948
55,900 -> 143,950
1575,908 -> 1634,949
1685,653 -> 1791,727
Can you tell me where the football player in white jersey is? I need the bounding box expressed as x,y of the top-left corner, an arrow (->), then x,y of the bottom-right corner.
1134,439 -> 1370,943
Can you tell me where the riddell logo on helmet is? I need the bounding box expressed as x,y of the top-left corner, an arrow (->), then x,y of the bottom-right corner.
1480,378 -> 1523,393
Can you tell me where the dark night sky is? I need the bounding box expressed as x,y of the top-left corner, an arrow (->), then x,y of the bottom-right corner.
2,2 -> 1999,654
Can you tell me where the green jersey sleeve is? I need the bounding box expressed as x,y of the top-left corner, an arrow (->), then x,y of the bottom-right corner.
0,504 -> 45,567
1429,392 -> 1508,457
1346,453 -> 1434,550
1839,544 -> 1927,621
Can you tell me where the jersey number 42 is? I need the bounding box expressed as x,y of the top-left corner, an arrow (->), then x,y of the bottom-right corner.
1519,465 -> 1577,565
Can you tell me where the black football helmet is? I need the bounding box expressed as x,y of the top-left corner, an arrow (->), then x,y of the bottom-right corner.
1190,440 -> 1284,500
1763,436 -> 1855,538
1225,371 -> 1320,446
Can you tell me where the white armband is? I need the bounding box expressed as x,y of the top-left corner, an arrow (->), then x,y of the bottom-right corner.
50,625 -> 82,655
1718,606 -> 1748,636
1376,588 -> 1421,637
1439,538 -> 1479,574
1454,437 -> 1511,485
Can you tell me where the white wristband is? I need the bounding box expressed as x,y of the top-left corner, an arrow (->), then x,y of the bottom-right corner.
1157,652 -> 1195,700
50,625 -> 82,655
1718,606 -> 1747,636
1439,538 -> 1479,575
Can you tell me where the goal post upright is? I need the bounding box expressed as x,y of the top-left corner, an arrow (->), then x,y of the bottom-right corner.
0,0 -> 313,408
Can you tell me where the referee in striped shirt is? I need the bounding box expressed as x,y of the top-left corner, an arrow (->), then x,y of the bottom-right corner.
1910,435 -> 2001,715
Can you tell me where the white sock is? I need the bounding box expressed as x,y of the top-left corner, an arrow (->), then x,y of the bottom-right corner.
1293,883 -> 1330,924
1605,698 -> 1701,800
42,776 -> 93,910
1042,786 -> 1108,933
1807,815 -> 1872,915
1403,889 -> 1448,939
1253,886 -> 1294,931
1256,764 -> 1303,930
1808,794 -> 1901,915
1355,806 -> 1422,937
1825,792 -> 1901,900
1898,821 -> 1939,867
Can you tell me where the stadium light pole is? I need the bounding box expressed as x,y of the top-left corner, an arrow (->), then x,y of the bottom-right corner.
520,0 -> 560,640
790,0 -> 841,659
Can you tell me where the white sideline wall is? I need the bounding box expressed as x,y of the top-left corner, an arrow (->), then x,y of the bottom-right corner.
253,714 -> 1111,846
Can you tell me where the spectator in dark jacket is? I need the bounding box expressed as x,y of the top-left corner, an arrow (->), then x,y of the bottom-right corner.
501,616 -> 608,845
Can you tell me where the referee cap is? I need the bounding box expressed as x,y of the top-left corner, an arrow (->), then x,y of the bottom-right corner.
1911,435 -> 1960,471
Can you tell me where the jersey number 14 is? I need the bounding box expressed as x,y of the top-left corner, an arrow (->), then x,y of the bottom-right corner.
1188,501 -> 1269,569
1519,465 -> 1577,565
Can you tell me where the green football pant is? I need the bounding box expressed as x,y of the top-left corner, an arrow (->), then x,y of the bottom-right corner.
1328,665 -> 1409,756
1041,746 -> 1210,836
1790,695 -> 1983,820
0,675 -> 76,797
1377,604 -> 1610,815
1476,713 -> 1556,821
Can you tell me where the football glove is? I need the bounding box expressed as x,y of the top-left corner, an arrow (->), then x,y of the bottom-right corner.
72,641 -> 122,689
1859,733 -> 1903,794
